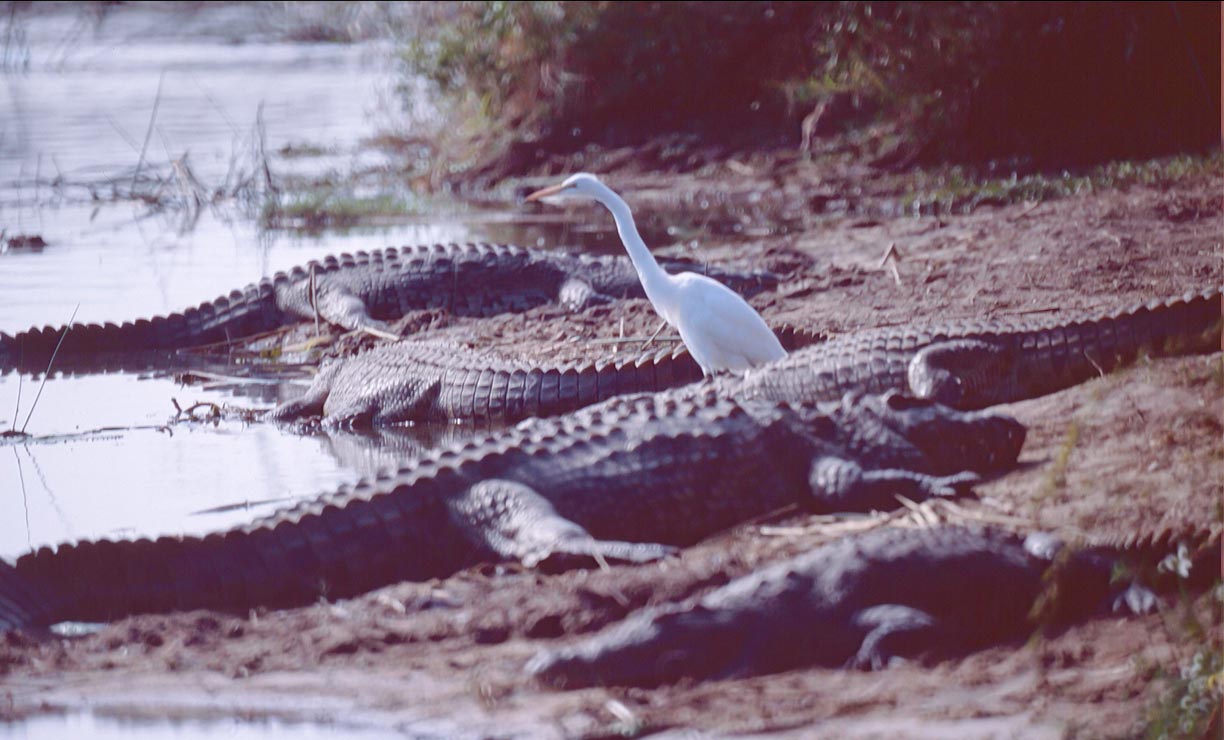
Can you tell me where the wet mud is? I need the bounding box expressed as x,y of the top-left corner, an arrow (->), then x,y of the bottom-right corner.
1,160 -> 1221,738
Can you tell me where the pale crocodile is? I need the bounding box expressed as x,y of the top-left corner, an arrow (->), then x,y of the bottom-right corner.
269,287 -> 1221,426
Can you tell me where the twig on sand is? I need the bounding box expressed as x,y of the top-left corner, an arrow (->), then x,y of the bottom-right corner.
759,497 -> 1035,543
360,325 -> 401,342
588,334 -> 682,346
639,319 -> 669,351
1006,200 -> 1042,222
879,242 -> 903,286
20,303 -> 79,434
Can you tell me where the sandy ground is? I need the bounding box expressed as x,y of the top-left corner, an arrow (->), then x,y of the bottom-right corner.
1,159 -> 1221,738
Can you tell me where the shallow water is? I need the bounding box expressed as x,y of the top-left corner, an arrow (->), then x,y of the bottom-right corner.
0,712 -> 422,739
0,5 -> 622,333
0,368 -> 355,560
0,4 -> 537,561
1,3 -> 461,332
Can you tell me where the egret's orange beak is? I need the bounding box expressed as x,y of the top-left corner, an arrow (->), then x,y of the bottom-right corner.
524,182 -> 569,203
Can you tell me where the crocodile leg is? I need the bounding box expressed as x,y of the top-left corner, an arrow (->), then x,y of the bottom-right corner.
265,363 -> 342,423
296,284 -> 395,334
557,278 -> 613,311
848,604 -> 941,670
447,480 -> 677,569
333,377 -> 444,427
807,457 -> 979,514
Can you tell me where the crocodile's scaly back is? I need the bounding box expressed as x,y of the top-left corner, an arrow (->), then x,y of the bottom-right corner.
0,389 -> 1022,630
0,282 -> 286,372
268,319 -> 827,428
0,471 -> 474,627
528,522 -> 1221,688
274,243 -> 777,329
736,288 -> 1222,409
269,339 -> 705,426
1,243 -> 777,371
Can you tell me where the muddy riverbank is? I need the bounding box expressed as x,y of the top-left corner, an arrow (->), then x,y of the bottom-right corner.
2,158 -> 1220,737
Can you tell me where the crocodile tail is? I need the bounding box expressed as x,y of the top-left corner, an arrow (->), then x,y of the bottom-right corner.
1092,287 -> 1222,362
0,479 -> 469,630
1008,287 -> 1223,402
0,282 -> 285,372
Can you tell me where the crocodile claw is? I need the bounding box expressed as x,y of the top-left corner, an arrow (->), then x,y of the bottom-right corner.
528,539 -> 678,572
929,471 -> 981,498
1111,583 -> 1158,615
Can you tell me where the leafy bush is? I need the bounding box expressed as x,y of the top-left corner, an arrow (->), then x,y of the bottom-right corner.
400,2 -> 1221,176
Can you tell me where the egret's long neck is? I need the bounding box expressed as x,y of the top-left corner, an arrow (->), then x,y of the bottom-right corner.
597,185 -> 673,317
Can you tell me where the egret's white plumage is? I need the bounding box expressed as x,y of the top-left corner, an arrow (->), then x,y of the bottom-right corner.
526,173 -> 786,375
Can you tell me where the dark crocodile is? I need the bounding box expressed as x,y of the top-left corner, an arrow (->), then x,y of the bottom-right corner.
269,288 -> 1221,427
733,287 -> 1222,410
528,524 -> 1221,688
0,389 -> 1024,630
0,243 -> 777,372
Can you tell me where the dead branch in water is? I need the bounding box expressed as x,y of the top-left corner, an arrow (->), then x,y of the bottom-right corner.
19,304 -> 79,434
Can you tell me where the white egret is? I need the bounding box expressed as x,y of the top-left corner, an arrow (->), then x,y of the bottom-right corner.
525,173 -> 786,376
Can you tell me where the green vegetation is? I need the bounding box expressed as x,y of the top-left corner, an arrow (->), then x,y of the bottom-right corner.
1144,585 -> 1223,739
260,188 -> 414,232
399,2 -> 1220,178
903,151 -> 1224,216
1036,420 -> 1079,503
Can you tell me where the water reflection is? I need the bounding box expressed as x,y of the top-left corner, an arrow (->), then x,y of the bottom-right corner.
0,712 -> 417,740
0,368 -> 364,561
319,423 -> 503,479
0,4 -> 620,564
0,4 -> 633,334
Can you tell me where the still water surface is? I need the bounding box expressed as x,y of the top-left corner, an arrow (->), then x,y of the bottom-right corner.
0,5 -> 549,560
0,712 -> 424,739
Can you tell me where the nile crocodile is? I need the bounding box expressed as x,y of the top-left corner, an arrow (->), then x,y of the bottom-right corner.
268,339 -> 705,426
0,243 -> 776,372
732,287 -> 1222,410
269,288 -> 1221,427
528,523 -> 1220,687
0,389 -> 1023,630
